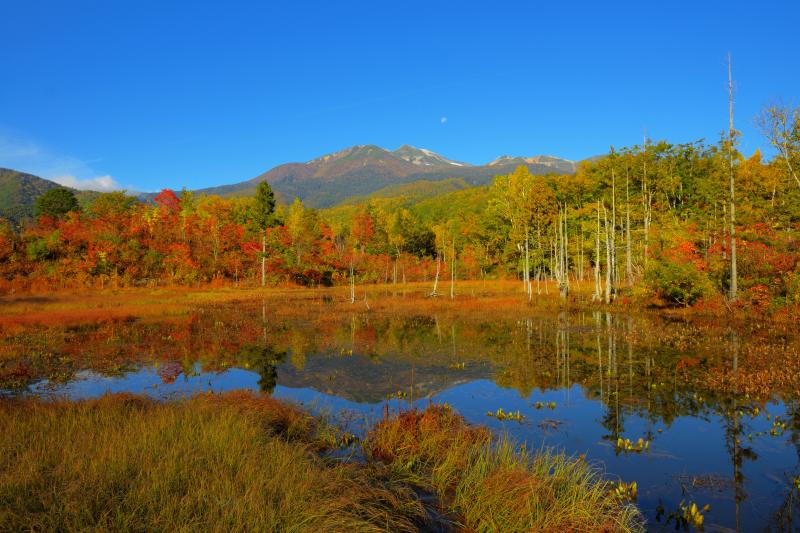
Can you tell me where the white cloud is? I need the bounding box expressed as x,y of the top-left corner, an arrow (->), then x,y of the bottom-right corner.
52,174 -> 122,192
440,116 -> 448,124
0,130 -> 131,191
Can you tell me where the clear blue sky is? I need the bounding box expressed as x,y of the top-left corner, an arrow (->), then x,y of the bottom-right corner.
1,0 -> 797,192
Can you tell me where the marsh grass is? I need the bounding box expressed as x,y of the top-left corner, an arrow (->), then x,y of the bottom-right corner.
0,392 -> 424,532
364,404 -> 644,532
1,392 -> 644,532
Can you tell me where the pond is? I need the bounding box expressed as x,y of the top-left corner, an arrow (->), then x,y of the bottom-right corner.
4,297 -> 799,532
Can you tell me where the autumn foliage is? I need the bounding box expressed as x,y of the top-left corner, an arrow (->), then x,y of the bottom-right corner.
1,137 -> 798,312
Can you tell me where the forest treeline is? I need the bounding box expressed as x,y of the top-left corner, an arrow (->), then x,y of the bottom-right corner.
1,106 -> 799,308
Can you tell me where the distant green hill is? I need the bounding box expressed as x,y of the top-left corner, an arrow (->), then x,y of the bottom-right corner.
320,177 -> 490,231
0,168 -> 99,223
339,177 -> 471,206
412,185 -> 490,224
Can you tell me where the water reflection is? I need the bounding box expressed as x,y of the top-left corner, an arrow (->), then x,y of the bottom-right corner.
236,344 -> 286,394
3,301 -> 800,531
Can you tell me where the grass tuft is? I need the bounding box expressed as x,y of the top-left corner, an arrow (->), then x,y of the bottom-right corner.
364,403 -> 644,532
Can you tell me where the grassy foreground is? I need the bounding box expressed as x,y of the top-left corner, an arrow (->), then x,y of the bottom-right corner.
0,392 -> 423,532
0,392 -> 642,532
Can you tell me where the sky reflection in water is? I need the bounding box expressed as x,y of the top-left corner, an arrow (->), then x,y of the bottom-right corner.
17,306 -> 800,532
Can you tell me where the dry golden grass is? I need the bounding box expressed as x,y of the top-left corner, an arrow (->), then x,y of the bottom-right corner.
0,392 -> 645,532
0,392 -> 425,532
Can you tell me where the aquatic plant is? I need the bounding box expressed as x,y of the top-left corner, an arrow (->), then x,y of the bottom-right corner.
610,480 -> 638,503
656,500 -> 711,530
485,407 -> 525,422
615,437 -> 650,454
678,501 -> 711,530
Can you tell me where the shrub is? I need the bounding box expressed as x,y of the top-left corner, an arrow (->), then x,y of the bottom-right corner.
643,259 -> 711,307
25,238 -> 51,261
787,271 -> 800,305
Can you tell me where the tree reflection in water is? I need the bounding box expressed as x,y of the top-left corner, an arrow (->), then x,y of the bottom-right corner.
6,299 -> 800,530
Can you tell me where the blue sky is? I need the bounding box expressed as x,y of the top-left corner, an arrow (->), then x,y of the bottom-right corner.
1,0 -> 797,192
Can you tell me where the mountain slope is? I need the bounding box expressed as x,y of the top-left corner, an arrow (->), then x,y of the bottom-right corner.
338,177 -> 472,206
321,177 -> 474,230
392,145 -> 470,167
487,155 -> 576,173
0,168 -> 99,222
196,145 -> 575,208
0,168 -> 67,222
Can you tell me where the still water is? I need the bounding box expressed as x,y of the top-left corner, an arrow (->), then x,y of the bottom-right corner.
7,299 -> 800,532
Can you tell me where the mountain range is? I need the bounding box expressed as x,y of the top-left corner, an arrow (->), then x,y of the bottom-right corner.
194,145 -> 576,207
0,145 -> 577,221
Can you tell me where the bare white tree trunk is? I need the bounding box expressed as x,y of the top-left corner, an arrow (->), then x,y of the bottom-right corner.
430,254 -> 441,297
349,257 -> 355,304
554,221 -> 562,291
728,53 -> 738,301
536,219 -> 542,294
610,170 -> 617,297
780,142 -> 800,190
261,233 -> 266,287
450,241 -> 456,300
578,224 -> 584,282
593,201 -> 602,302
642,137 -> 652,270
603,204 -> 613,304
559,205 -> 569,300
524,230 -> 531,301
625,171 -> 633,286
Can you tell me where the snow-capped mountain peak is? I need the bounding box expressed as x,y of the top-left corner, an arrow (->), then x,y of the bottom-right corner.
393,145 -> 470,167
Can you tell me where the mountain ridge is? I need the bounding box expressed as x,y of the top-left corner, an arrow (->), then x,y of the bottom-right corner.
2,145 -> 578,217
194,144 -> 576,207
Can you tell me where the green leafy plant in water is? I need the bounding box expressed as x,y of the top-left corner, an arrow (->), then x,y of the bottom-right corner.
656,500 -> 711,531
616,437 -> 650,454
486,407 -> 525,422
610,480 -> 637,503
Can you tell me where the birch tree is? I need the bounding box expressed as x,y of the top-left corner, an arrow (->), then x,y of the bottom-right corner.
488,166 -> 555,301
727,53 -> 738,301
758,103 -> 800,191
593,201 -> 603,302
